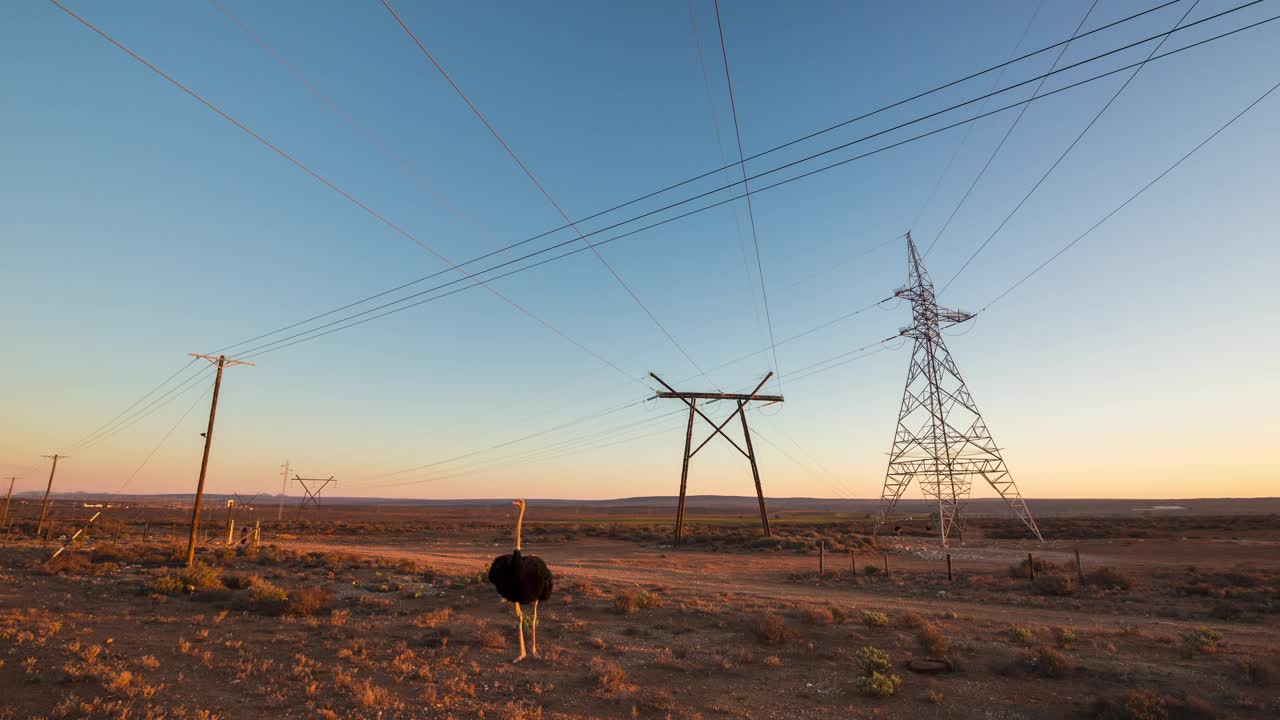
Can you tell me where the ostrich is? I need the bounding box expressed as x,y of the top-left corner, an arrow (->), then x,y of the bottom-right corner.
487,499 -> 553,662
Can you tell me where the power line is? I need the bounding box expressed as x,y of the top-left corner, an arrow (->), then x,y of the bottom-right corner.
391,0 -> 1182,259
229,13 -> 1279,361
116,385 -> 210,494
713,0 -> 781,389
60,357 -> 198,453
923,0 -> 1100,257
65,366 -> 214,454
138,2 -> 1247,366
940,0 -> 1205,293
981,75 -> 1280,312
207,0 -> 491,239
48,0 -> 646,390
215,0 -> 1188,363
380,0 -> 712,382
909,0 -> 1048,232
686,0 -> 766,352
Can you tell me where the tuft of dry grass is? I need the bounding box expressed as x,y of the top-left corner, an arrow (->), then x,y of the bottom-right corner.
801,606 -> 836,626
917,623 -> 950,657
587,657 -> 633,695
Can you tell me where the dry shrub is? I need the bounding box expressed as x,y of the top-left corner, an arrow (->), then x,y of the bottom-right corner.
221,572 -> 258,590
1034,574 -> 1074,596
1009,556 -> 1059,578
747,612 -> 795,646
588,657 -> 633,695
246,580 -> 288,613
917,623 -> 949,657
898,611 -> 926,629
1029,646 -> 1071,679
1085,566 -> 1133,591
612,589 -> 659,614
1090,689 -> 1175,720
1009,625 -> 1034,644
802,606 -> 836,626
855,646 -> 891,675
478,629 -> 508,650
413,608 -> 452,629
286,586 -> 333,616
41,553 -> 98,576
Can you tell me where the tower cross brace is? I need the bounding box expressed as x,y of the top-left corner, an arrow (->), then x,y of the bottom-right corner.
875,233 -> 1042,546
293,476 -> 336,520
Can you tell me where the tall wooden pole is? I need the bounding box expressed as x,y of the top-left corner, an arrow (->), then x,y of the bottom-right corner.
0,477 -> 16,529
675,400 -> 696,546
37,455 -> 67,535
186,356 -> 226,567
738,401 -> 771,537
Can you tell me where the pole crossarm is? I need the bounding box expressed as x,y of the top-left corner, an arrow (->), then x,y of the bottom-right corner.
650,372 -> 780,544
189,353 -> 255,367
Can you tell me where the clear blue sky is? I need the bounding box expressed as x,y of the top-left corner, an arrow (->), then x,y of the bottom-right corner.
2,0 -> 1277,501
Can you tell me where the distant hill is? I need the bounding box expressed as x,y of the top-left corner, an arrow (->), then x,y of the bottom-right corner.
13,492 -> 1280,516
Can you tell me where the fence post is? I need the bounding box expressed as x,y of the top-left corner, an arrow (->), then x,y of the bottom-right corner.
850,549 -> 856,575
1027,552 -> 1036,581
143,521 -> 151,542
883,553 -> 890,577
946,553 -> 953,582
819,540 -> 825,575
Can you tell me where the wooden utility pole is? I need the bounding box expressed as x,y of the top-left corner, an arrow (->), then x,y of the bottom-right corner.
277,459 -> 291,522
650,372 -> 782,545
184,353 -> 253,567
0,477 -> 16,529
37,455 -> 68,535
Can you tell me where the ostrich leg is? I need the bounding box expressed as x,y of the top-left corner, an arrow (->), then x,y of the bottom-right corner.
531,600 -> 540,657
513,602 -> 527,663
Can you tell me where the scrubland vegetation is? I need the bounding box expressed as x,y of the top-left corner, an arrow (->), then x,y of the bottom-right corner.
1,511 -> 1278,718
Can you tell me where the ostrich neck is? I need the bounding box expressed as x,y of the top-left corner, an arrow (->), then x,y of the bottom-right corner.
514,505 -> 525,551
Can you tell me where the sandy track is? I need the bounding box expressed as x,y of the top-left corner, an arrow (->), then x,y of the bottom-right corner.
282,536 -> 1280,650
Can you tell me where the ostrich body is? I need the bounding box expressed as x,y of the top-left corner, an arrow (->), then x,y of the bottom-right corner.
488,499 -> 553,662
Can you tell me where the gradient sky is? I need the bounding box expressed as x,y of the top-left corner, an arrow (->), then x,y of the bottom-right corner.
3,0 -> 1277,502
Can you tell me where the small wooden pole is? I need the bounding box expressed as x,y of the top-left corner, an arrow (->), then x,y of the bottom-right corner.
1027,552 -> 1036,580
252,520 -> 261,548
143,521 -> 151,542
882,553 -> 890,576
819,540 -> 825,575
850,549 -> 856,575
1075,547 -> 1084,581
112,522 -> 121,542
946,553 -> 953,582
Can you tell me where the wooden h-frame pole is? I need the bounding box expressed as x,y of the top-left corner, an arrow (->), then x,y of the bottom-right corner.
293,476 -> 335,521
650,372 -> 783,546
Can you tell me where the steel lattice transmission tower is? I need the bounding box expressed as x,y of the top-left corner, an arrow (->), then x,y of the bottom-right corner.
875,233 -> 1042,546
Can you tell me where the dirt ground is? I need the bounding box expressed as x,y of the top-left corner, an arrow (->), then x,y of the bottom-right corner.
1,513 -> 1278,719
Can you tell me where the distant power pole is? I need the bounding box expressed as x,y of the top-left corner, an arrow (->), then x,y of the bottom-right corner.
37,455 -> 69,535
1,477 -> 17,528
185,353 -> 253,567
277,459 -> 291,522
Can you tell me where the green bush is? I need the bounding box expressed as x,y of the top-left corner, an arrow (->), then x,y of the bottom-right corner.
856,671 -> 902,697
855,646 -> 891,675
1180,627 -> 1222,653
1009,625 -> 1034,644
179,563 -> 225,592
1053,627 -> 1077,648
860,610 -> 889,627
